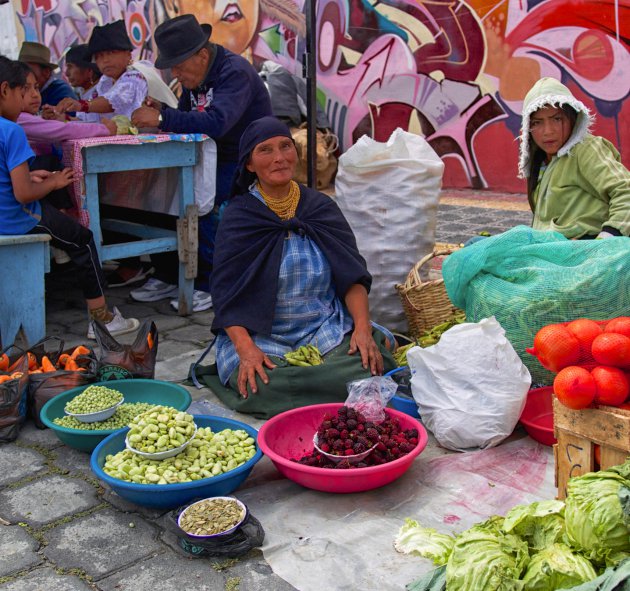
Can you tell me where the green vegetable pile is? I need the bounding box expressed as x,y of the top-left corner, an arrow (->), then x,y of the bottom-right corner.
104,427 -> 256,484
54,402 -> 154,431
394,312 -> 466,367
284,344 -> 324,366
64,385 -> 123,415
396,460 -> 630,590
126,406 -> 196,454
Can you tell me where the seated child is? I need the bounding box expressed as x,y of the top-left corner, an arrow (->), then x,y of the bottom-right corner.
18,62 -> 114,213
54,20 -> 177,120
0,55 -> 139,339
65,44 -> 102,123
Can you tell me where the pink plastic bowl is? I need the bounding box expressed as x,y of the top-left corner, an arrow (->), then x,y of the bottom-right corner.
257,403 -> 428,493
519,387 -> 557,446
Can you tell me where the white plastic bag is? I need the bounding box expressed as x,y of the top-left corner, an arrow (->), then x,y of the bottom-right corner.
335,128 -> 443,332
407,317 -> 531,451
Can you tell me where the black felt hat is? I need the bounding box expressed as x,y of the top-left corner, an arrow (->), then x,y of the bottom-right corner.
154,14 -> 212,69
88,20 -> 133,57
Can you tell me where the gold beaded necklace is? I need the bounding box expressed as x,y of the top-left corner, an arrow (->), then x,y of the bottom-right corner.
257,180 -> 301,220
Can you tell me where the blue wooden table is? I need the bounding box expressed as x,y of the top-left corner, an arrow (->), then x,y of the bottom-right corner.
80,139 -> 199,315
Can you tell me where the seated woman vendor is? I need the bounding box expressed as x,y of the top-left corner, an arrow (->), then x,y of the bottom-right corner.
207,116 -> 396,419
54,20 -> 177,121
519,77 -> 629,239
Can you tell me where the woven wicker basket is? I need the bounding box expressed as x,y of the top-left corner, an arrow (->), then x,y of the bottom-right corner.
395,247 -> 463,340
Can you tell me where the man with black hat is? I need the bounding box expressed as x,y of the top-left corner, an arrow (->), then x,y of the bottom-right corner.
18,41 -> 76,107
129,14 -> 272,311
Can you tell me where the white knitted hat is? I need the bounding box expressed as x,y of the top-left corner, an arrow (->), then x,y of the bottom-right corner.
518,77 -> 594,178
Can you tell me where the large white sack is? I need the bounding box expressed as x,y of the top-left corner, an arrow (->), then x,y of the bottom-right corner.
335,128 -> 443,332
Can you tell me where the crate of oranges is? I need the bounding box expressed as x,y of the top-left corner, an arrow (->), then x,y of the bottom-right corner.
526,316 -> 630,499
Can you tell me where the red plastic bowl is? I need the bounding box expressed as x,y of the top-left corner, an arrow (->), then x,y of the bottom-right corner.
519,387 -> 556,446
257,403 -> 428,493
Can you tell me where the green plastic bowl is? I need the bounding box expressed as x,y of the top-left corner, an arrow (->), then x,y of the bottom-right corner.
40,379 -> 192,452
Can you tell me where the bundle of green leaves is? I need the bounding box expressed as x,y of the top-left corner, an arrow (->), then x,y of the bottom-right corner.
395,459 -> 630,591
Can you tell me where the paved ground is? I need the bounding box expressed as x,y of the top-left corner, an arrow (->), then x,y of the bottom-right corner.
0,190 -> 529,591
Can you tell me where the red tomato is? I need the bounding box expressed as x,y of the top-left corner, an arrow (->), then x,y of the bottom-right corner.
553,366 -> 596,410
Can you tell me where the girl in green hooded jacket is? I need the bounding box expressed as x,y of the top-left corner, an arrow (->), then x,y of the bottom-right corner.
519,77 -> 629,239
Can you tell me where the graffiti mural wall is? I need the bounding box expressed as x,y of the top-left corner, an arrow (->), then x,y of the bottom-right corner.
14,0 -> 629,191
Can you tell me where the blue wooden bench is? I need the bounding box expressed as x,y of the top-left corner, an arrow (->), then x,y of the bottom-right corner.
0,234 -> 50,348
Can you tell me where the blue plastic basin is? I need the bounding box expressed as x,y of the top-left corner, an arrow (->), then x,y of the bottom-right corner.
90,415 -> 263,509
390,394 -> 420,418
40,379 -> 192,452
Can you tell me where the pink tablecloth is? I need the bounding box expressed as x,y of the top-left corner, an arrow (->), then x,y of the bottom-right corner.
62,133 -> 212,227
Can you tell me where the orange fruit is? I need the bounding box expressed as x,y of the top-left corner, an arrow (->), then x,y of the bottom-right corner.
566,318 -> 602,359
592,366 -> 629,406
605,317 -> 630,339
527,324 -> 581,372
553,366 -> 596,409
591,333 -> 630,368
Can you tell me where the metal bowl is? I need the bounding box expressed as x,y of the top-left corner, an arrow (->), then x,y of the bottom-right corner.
125,425 -> 198,460
312,434 -> 378,465
65,398 -> 124,423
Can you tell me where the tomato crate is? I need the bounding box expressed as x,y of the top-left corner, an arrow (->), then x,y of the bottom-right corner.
553,396 -> 630,499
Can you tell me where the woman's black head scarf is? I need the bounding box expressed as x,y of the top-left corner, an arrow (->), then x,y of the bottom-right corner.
231,116 -> 295,196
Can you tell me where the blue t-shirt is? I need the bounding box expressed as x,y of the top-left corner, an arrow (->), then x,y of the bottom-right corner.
0,117 -> 40,235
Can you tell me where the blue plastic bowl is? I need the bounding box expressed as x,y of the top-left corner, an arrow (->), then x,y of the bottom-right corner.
90,415 -> 263,509
40,379 -> 192,452
390,394 -> 420,418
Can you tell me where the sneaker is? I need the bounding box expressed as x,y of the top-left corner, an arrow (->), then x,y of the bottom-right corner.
87,306 -> 140,340
130,278 -> 178,302
107,265 -> 155,288
170,290 -> 213,312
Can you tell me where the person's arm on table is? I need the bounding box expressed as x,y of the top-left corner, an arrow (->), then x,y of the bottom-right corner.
225,326 -> 277,398
18,112 -> 113,143
344,284 -> 384,376
157,70 -> 254,136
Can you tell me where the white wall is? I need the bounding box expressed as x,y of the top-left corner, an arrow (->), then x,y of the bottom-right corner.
0,2 -> 18,59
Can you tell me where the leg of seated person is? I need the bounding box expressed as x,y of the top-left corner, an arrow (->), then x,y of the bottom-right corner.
27,201 -> 139,338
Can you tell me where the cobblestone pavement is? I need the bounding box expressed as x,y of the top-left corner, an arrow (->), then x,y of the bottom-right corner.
0,190 -> 528,591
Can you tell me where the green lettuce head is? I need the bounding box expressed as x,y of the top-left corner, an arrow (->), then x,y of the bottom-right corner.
394,518 -> 455,566
502,500 -> 565,552
446,516 -> 529,590
521,543 -> 596,590
565,460 -> 630,566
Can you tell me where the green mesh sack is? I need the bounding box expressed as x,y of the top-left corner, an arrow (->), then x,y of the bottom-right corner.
442,226 -> 630,385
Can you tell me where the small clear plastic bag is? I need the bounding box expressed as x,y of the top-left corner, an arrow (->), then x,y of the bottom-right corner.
345,376 -> 398,423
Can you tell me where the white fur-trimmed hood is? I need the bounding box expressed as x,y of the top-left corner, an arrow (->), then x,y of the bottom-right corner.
518,77 -> 594,178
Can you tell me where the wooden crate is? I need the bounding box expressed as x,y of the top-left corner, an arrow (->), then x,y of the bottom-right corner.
553,397 -> 630,499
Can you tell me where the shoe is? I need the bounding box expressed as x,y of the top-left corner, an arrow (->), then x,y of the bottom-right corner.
50,246 -> 71,265
170,290 -> 213,312
87,306 -> 140,340
107,265 -> 154,288
129,278 -> 178,302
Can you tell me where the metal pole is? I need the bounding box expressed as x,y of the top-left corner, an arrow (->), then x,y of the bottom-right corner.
304,0 -> 317,188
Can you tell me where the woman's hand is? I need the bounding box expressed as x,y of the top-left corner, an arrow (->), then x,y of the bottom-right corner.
235,340 -> 277,398
55,97 -> 81,114
101,117 -> 118,135
348,325 -> 384,376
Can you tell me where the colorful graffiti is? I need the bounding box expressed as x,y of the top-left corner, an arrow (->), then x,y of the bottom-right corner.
13,0 -> 629,191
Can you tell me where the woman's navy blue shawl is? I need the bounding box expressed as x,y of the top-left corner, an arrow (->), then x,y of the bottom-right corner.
210,185 -> 371,335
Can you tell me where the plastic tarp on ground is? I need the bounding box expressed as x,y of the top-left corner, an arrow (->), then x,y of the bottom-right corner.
190,399 -> 557,591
